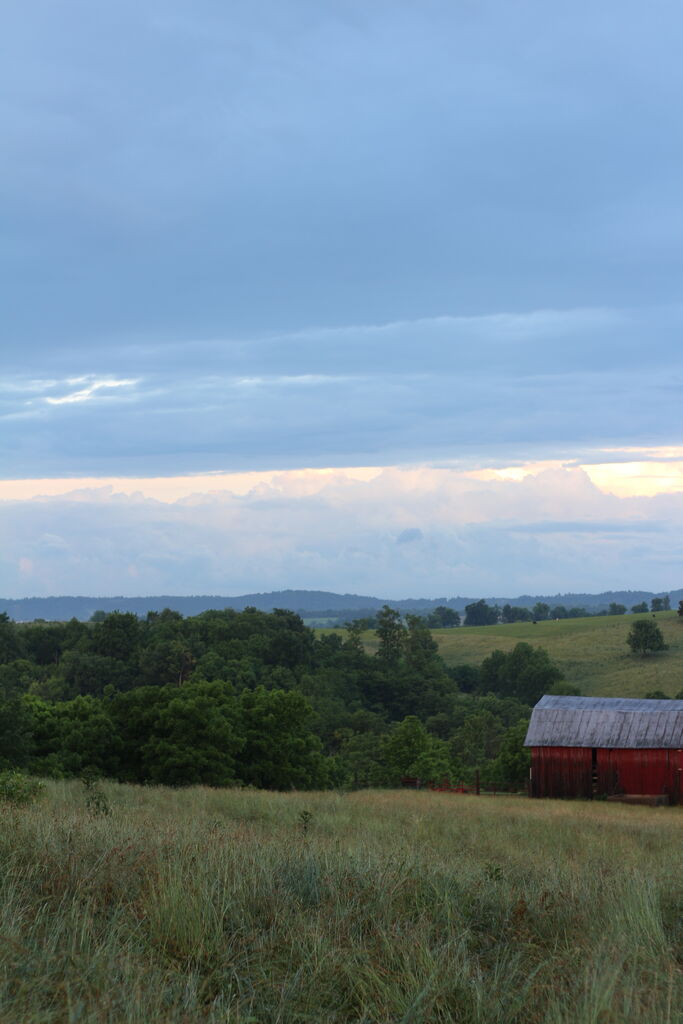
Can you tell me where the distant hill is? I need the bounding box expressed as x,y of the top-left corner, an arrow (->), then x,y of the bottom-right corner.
0,588 -> 681,622
427,612 -> 683,700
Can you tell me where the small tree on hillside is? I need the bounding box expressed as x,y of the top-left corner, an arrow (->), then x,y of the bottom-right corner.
627,619 -> 668,657
464,600 -> 498,626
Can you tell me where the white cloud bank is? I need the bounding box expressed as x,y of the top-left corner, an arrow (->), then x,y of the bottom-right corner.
2,464 -> 682,598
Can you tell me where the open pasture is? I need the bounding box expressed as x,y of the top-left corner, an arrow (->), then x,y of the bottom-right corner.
329,612 -> 683,697
0,782 -> 680,1022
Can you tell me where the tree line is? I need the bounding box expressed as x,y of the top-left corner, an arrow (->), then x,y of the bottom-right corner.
0,606 -> 575,790
461,596 -> 674,625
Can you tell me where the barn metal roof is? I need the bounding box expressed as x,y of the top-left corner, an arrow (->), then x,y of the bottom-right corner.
524,695 -> 683,749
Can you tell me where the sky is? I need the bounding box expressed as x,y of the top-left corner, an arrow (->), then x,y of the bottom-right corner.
3,0 -> 683,598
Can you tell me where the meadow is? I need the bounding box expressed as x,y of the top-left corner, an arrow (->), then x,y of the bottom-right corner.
1,781 -> 680,1023
337,611 -> 683,698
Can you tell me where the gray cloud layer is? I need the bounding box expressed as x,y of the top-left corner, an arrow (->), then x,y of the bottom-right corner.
2,305 -> 683,476
3,2 -> 683,477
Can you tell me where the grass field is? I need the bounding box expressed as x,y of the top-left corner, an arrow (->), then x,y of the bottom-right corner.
1,781 -> 681,1022
325,611 -> 683,698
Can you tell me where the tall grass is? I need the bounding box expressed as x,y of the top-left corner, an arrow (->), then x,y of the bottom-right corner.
0,782 -> 680,1022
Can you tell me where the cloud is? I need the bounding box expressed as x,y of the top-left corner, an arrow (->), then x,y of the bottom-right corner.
2,304 -> 683,477
3,2 -> 683,484
1,465 -> 682,598
396,528 -> 423,544
44,376 -> 139,405
3,1 -> 683,355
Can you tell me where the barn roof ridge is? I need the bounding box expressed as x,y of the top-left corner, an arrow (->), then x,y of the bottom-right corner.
536,694 -> 683,712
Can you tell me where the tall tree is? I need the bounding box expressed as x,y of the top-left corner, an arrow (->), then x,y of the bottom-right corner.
464,600 -> 498,626
375,606 -> 405,666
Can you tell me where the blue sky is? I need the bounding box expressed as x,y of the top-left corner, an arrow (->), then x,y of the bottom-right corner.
3,1 -> 683,596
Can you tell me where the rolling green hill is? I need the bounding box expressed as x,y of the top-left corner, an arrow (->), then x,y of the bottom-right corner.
327,611 -> 683,699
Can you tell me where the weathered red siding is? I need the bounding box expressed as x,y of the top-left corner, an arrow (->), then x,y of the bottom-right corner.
531,746 -> 683,803
530,746 -> 592,799
597,748 -> 682,800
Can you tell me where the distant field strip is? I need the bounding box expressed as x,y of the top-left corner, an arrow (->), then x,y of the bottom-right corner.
0,783 -> 680,1022
323,612 -> 683,698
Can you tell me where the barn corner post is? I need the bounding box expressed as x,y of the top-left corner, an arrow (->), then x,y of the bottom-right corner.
523,695 -> 683,803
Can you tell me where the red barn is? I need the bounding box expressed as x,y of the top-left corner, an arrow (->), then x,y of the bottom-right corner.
524,695 -> 683,804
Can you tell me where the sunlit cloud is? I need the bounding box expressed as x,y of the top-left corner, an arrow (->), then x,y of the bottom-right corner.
468,447 -> 683,498
1,461 -> 682,598
44,376 -> 139,406
4,447 -> 683,505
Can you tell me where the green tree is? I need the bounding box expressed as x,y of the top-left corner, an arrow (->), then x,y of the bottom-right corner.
0,614 -> 20,665
381,716 -> 451,784
375,606 -> 405,666
608,603 -> 626,615
238,687 -> 327,789
0,696 -> 34,770
57,649 -> 128,698
0,660 -> 37,699
479,643 -> 562,704
140,683 -> 242,786
426,606 -> 460,628
92,611 -> 140,662
532,603 -> 550,621
501,604 -> 533,623
485,720 -> 530,789
464,600 -> 498,626
452,710 -> 504,773
20,623 -> 63,665
138,639 -> 196,687
627,619 -> 668,656
336,731 -> 386,788
631,602 -> 649,614
40,696 -> 122,777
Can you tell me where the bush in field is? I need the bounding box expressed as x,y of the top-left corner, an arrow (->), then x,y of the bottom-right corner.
0,769 -> 44,806
627,618 -> 668,656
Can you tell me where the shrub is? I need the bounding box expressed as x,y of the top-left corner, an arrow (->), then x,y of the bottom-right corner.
627,619 -> 668,656
0,770 -> 45,806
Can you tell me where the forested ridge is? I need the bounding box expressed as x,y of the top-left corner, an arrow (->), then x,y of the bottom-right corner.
1,588 -> 680,625
0,606 -> 571,790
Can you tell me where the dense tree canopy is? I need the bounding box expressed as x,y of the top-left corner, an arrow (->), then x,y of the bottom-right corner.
0,606 -> 565,790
